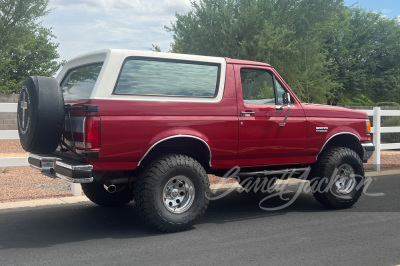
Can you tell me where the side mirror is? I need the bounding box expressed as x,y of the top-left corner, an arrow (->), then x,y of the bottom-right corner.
283,93 -> 291,105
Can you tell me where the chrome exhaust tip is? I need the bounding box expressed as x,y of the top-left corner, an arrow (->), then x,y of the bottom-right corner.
104,183 -> 117,193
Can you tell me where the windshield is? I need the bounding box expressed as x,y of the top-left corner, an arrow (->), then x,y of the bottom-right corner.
61,63 -> 103,100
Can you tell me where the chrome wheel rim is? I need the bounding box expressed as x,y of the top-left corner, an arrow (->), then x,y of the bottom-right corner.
334,164 -> 356,195
163,176 -> 195,213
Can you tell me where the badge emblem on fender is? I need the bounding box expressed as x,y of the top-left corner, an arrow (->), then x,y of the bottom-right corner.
316,127 -> 328,133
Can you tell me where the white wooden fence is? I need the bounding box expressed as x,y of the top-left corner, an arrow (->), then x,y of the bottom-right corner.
360,107 -> 400,171
1,104 -> 399,196
0,103 -> 82,196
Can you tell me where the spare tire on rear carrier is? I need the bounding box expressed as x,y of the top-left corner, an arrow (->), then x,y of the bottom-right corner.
17,76 -> 65,154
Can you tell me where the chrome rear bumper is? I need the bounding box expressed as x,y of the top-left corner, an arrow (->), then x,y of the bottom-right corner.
28,154 -> 93,183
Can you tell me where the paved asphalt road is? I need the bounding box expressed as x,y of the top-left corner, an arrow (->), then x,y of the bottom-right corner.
0,174 -> 399,266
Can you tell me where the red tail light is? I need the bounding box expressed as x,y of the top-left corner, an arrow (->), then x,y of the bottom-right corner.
85,116 -> 101,149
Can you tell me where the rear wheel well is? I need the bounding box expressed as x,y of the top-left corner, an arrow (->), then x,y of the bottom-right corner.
320,134 -> 363,160
139,137 -> 211,171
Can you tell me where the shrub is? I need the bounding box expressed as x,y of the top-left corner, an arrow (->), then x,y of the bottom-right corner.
378,102 -> 400,107
381,116 -> 400,144
338,94 -> 375,106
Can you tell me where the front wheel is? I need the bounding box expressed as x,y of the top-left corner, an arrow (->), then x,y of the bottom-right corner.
134,154 -> 210,232
310,147 -> 364,209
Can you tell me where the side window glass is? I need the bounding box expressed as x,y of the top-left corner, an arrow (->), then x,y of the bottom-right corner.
241,69 -> 275,105
61,63 -> 103,100
114,59 -> 220,98
275,77 -> 286,105
275,77 -> 294,105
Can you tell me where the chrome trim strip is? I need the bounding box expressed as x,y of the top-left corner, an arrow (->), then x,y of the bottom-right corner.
56,161 -> 93,171
56,172 -> 93,183
29,153 -> 43,160
29,153 -> 59,162
316,132 -> 360,161
28,153 -> 58,172
29,154 -> 58,162
238,167 -> 309,177
138,135 -> 212,167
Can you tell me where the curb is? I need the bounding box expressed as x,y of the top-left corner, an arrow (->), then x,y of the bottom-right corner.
0,196 -> 90,210
365,169 -> 400,177
0,170 -> 398,211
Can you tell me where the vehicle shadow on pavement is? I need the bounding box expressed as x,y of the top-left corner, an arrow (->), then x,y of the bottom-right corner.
203,188 -> 325,224
0,203 -> 146,250
0,188 -> 327,250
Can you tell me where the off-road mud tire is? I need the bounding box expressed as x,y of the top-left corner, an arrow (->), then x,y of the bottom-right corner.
134,154 -> 210,232
310,147 -> 364,209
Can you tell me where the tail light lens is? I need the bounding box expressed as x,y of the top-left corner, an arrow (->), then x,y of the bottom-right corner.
366,119 -> 371,134
85,116 -> 101,149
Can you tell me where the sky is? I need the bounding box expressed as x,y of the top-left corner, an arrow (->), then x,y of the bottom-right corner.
42,0 -> 400,62
345,0 -> 400,18
42,0 -> 195,60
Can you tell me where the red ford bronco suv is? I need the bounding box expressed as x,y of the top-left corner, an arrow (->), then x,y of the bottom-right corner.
17,49 -> 374,232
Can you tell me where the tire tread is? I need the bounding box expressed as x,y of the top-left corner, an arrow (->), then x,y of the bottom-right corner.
134,154 -> 210,232
311,147 -> 364,209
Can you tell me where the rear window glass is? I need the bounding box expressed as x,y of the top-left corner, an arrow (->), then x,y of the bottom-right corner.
61,63 -> 103,100
114,58 -> 220,98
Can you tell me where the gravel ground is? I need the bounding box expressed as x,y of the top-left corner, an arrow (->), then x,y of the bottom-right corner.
0,140 -> 27,154
0,140 -> 398,203
0,167 -> 71,203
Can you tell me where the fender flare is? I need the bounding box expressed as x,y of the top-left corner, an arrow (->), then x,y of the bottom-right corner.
138,134 -> 212,167
316,132 -> 360,161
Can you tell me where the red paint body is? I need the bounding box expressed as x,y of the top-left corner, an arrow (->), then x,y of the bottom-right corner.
66,59 -> 371,172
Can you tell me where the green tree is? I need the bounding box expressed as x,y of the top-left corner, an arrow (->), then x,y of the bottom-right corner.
167,0 -> 345,103
327,7 -> 400,105
150,44 -> 161,52
0,0 -> 63,93
167,0 -> 400,105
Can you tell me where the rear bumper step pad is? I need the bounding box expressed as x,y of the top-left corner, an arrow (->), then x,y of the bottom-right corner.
28,154 -> 93,183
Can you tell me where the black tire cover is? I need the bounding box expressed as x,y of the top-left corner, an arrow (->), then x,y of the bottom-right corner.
17,76 -> 65,153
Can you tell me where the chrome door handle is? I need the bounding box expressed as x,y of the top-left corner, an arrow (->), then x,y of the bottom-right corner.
241,111 -> 255,117
276,106 -> 284,110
